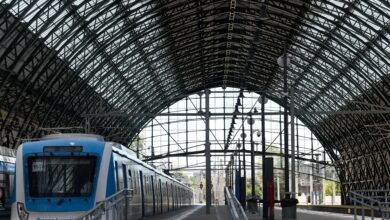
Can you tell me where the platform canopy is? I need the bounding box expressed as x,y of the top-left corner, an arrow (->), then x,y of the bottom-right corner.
0,0 -> 389,202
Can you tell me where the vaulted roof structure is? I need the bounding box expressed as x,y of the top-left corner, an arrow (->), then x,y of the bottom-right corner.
0,0 -> 389,203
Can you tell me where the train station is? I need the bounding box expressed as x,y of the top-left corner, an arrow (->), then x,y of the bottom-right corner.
0,0 -> 389,219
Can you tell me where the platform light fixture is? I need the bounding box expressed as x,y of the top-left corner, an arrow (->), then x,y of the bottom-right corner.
237,97 -> 242,106
277,54 -> 291,67
259,4 -> 270,21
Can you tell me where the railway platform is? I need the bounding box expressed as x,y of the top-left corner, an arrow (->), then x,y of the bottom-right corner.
144,205 -> 384,220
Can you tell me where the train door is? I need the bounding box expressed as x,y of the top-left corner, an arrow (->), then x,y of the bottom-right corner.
154,176 -> 158,215
181,188 -> 183,207
159,179 -> 162,213
145,175 -> 151,216
166,182 -> 169,211
179,188 -> 181,208
175,186 -> 178,209
171,184 -> 174,211
172,185 -> 175,209
133,169 -> 142,219
114,161 -> 120,191
121,164 -> 129,218
127,169 -> 136,219
140,170 -> 145,217
151,176 -> 155,215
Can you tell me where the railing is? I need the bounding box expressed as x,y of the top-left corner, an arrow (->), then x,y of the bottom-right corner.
75,189 -> 133,220
225,187 -> 248,220
351,190 -> 390,220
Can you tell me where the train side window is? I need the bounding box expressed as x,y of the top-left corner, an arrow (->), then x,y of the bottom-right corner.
144,175 -> 147,195
166,182 -> 169,198
114,161 -> 120,191
149,177 -> 152,194
134,171 -> 138,191
118,163 -> 124,190
151,175 -> 154,195
148,176 -> 151,194
150,176 -> 152,194
128,169 -> 132,189
146,176 -> 149,194
122,164 -> 127,189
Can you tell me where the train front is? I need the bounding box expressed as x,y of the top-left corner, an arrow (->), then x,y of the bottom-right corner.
11,135 -> 105,220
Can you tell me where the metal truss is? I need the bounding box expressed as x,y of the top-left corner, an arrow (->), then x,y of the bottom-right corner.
0,0 -> 389,204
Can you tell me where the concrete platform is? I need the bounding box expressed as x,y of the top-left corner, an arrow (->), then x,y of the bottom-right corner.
143,205 -> 230,220
144,205 -> 383,220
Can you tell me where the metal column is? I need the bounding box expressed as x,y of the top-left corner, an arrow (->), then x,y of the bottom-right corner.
279,105 -> 283,169
186,97 -> 189,168
242,94 -> 247,210
332,171 -> 336,205
250,112 -> 255,197
231,164 -> 233,189
136,137 -> 140,159
168,106 -> 170,169
311,132 -> 314,204
205,89 -> 212,214
151,120 -> 154,163
224,90 -> 226,179
322,152 -> 326,204
242,95 -> 246,189
296,121 -> 299,196
310,166 -> 313,204
283,51 -> 290,199
262,94 -> 267,219
291,88 -> 295,198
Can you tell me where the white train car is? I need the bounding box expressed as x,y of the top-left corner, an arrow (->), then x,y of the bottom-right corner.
11,134 -> 193,219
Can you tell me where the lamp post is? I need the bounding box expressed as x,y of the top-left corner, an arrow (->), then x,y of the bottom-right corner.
237,140 -> 241,173
247,109 -> 260,198
278,48 -> 298,220
277,51 -> 291,199
236,140 -> 242,205
248,111 -> 256,197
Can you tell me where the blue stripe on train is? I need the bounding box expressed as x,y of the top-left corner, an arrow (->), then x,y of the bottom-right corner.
106,154 -> 116,198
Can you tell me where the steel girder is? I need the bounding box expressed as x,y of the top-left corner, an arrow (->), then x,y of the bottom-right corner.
0,0 -> 389,203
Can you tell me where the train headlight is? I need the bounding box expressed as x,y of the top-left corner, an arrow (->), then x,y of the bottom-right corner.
17,202 -> 29,220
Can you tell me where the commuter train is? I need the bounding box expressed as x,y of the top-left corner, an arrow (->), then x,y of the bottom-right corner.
11,133 -> 193,219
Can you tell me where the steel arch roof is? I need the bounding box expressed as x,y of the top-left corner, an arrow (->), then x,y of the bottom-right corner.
0,0 -> 389,202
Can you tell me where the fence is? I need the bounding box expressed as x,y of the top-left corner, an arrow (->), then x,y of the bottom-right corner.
350,190 -> 390,220
75,189 -> 133,220
225,187 -> 248,220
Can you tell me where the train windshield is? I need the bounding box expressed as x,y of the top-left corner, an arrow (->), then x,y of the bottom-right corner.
27,156 -> 97,197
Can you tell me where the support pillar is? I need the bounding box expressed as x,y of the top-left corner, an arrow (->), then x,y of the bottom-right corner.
186,97 -> 189,168
322,152 -> 326,204
264,158 -> 274,220
241,94 -> 246,210
277,175 -> 280,201
332,171 -> 336,205
250,112 -> 255,197
262,94 -> 268,219
291,88 -> 295,198
168,106 -> 170,169
136,137 -> 140,159
296,122 -> 299,197
205,89 -> 212,214
151,120 -> 154,165
224,90 -> 226,182
283,53 -> 290,199
309,165 -> 313,204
